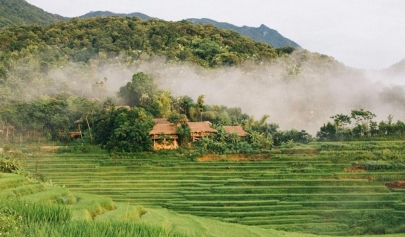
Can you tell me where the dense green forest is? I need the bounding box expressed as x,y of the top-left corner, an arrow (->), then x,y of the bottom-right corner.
0,16 -> 278,72
0,16 -> 286,102
0,0 -> 65,29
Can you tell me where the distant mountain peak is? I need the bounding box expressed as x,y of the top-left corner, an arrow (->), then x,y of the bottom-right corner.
79,13 -> 301,48
187,18 -> 300,48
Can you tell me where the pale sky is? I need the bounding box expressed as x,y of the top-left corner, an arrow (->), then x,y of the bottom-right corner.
25,0 -> 405,70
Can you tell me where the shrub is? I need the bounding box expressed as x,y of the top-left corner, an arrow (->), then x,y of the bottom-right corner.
0,157 -> 23,173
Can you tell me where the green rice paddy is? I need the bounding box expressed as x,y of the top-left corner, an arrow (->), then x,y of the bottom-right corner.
13,141 -> 405,235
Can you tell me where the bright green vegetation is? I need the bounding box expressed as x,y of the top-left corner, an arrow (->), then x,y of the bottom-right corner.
0,16 -> 277,81
0,171 -> 321,237
317,110 -> 405,141
14,141 -> 405,236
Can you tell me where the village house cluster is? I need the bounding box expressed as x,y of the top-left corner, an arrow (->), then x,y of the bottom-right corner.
149,118 -> 247,150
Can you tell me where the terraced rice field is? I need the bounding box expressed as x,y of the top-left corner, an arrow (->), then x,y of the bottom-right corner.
19,141 -> 405,235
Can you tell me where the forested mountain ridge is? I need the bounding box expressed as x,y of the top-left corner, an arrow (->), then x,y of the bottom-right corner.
0,0 -> 300,49
0,0 -> 66,29
187,18 -> 300,48
0,16 -> 279,80
80,12 -> 300,48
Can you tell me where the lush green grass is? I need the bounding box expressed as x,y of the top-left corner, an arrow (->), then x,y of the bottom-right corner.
11,141 -> 405,235
1,172 -> 325,237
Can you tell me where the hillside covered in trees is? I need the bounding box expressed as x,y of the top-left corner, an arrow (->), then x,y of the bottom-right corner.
0,0 -> 65,29
0,16 -> 309,149
0,16 -> 279,80
0,0 -> 300,48
1,14 -> 403,149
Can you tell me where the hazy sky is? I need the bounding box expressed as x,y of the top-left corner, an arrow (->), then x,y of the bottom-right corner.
25,0 -> 405,70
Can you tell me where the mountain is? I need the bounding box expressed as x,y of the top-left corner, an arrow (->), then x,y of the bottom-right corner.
0,0 -> 66,29
0,16 -> 279,84
383,59 -> 405,75
77,12 -> 299,49
187,18 -> 300,48
79,11 -> 152,20
0,0 -> 299,49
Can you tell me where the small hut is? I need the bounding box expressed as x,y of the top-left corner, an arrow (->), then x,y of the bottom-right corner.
69,119 -> 82,139
187,122 -> 218,141
223,126 -> 248,138
149,123 -> 179,150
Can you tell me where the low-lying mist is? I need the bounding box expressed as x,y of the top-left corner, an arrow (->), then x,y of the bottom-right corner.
15,51 -> 405,135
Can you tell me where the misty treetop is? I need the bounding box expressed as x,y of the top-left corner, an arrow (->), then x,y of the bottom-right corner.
317,110 -> 405,141
0,71 -> 313,152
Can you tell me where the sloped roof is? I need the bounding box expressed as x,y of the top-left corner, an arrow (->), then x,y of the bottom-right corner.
153,118 -> 171,124
187,122 -> 217,133
223,126 -> 248,137
149,124 -> 177,135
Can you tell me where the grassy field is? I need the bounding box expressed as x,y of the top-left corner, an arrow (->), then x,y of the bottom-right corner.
5,140 -> 405,236
1,172 -> 323,237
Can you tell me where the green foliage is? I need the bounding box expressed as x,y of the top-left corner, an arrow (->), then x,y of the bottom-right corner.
118,72 -> 158,108
23,221 -> 194,237
0,0 -> 65,29
276,46 -> 297,55
92,106 -> 154,152
176,123 -> 191,146
0,94 -> 99,143
0,156 -> 22,173
362,161 -> 405,171
167,112 -> 188,125
0,16 -> 277,81
273,129 -> 312,146
317,111 -> 405,141
0,199 -> 71,237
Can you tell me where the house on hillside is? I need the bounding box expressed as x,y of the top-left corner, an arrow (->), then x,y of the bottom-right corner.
223,126 -> 248,138
187,122 -> 218,141
149,119 -> 218,149
149,122 -> 179,150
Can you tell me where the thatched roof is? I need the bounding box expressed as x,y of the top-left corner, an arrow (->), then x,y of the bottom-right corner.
149,124 -> 177,135
188,122 -> 217,133
150,120 -> 217,136
223,126 -> 248,137
153,118 -> 171,124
